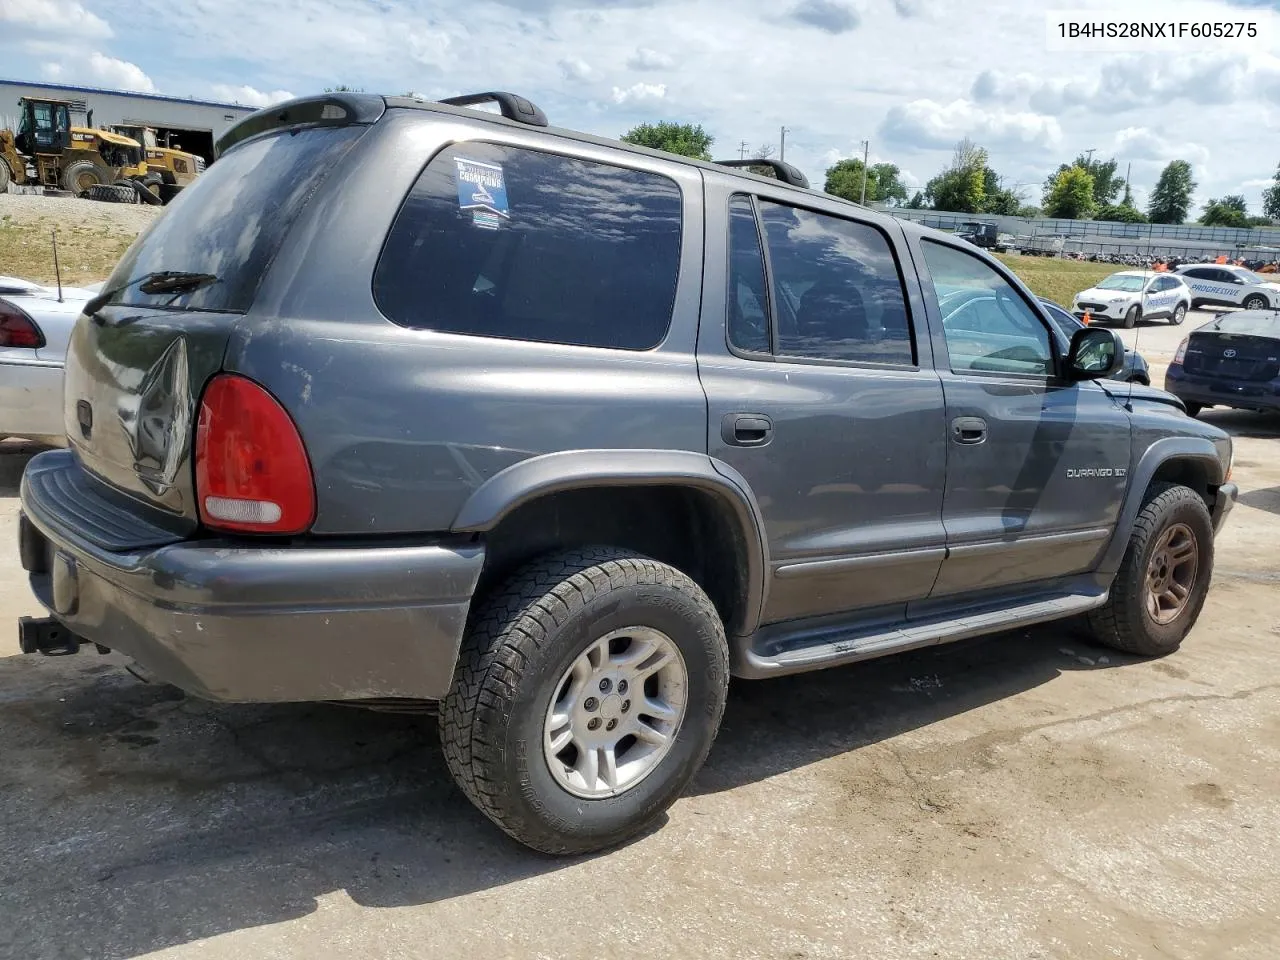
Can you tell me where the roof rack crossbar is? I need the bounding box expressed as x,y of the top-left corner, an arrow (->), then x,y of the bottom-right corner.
439,92 -> 549,127
713,158 -> 810,189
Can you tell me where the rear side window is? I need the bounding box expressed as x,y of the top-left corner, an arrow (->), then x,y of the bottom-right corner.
374,144 -> 683,351
757,201 -> 914,365
103,126 -> 366,312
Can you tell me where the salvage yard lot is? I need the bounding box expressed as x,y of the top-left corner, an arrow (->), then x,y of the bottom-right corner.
2,407 -> 1280,958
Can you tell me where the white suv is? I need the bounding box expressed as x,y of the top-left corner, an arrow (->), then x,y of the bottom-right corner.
1073,270 -> 1192,328
1174,263 -> 1280,311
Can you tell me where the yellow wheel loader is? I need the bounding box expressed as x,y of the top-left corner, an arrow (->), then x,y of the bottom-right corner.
108,124 -> 205,203
0,97 -> 150,202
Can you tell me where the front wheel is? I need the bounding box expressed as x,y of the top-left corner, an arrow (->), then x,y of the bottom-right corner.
440,547 -> 729,854
1123,304 -> 1140,328
1170,303 -> 1187,325
1243,294 -> 1268,311
1087,483 -> 1214,656
1183,401 -> 1203,418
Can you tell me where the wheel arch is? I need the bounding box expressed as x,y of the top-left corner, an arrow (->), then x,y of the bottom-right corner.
1095,438 -> 1225,578
452,450 -> 770,637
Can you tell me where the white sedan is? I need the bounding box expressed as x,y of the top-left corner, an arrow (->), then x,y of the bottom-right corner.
1072,270 -> 1192,328
0,276 -> 96,445
1174,263 -> 1280,311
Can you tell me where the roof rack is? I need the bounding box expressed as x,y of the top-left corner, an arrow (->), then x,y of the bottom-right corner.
439,92 -> 549,127
713,158 -> 810,189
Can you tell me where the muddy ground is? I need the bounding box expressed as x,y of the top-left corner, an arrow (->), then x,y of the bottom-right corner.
1,335 -> 1278,959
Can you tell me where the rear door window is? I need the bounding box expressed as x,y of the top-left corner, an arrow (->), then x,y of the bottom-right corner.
101,125 -> 366,313
374,144 -> 683,351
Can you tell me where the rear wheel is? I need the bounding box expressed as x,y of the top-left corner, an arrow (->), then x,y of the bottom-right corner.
61,158 -> 111,194
1243,294 -> 1268,311
1170,303 -> 1187,325
1183,401 -> 1203,418
0,159 -> 10,192
1123,304 -> 1140,328
440,547 -> 729,855
1087,483 -> 1213,656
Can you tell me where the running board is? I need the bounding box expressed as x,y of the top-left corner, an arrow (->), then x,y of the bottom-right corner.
735,588 -> 1109,679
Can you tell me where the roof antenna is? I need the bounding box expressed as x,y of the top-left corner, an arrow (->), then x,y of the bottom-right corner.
51,228 -> 63,303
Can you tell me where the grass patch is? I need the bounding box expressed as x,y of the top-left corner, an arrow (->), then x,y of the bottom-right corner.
0,221 -> 135,285
995,254 -> 1118,307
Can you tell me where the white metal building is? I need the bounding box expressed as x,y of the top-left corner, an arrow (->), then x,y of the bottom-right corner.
0,80 -> 260,163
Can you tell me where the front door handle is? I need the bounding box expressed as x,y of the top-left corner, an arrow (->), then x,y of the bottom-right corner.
723,413 -> 773,447
951,416 -> 987,445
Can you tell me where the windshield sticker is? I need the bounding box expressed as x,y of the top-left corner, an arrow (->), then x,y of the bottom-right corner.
456,158 -> 510,230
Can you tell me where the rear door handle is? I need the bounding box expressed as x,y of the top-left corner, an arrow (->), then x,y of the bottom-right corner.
951,416 -> 987,444
722,413 -> 773,447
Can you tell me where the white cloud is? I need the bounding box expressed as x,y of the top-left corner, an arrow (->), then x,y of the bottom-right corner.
85,53 -> 156,92
558,57 -> 592,81
40,62 -> 64,79
209,84 -> 296,108
1112,127 -> 1210,168
880,98 -> 1062,151
0,0 -> 111,37
406,29 -> 451,66
627,47 -> 673,71
611,81 -> 666,104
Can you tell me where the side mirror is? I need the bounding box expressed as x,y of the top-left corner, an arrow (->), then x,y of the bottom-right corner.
1067,327 -> 1124,381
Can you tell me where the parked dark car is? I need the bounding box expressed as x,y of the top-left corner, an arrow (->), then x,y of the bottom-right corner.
1165,309 -> 1280,417
1040,298 -> 1151,384
16,91 -> 1237,855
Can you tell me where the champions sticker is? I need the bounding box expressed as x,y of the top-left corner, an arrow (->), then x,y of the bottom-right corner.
456,157 -> 510,230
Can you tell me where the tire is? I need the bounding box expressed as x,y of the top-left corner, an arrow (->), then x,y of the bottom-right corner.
61,158 -> 111,194
0,159 -> 10,192
132,180 -> 163,206
1183,401 -> 1203,418
1170,303 -> 1187,325
440,546 -> 729,855
1123,304 -> 1140,328
1243,294 -> 1268,311
85,183 -> 138,204
158,182 -> 183,204
1087,483 -> 1214,657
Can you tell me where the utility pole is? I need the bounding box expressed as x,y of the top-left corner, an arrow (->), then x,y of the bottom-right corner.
859,139 -> 870,205
739,140 -> 749,160
1084,147 -> 1097,167
780,126 -> 789,162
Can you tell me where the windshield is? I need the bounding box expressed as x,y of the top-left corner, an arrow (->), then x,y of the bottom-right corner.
101,125 -> 365,312
1096,274 -> 1147,292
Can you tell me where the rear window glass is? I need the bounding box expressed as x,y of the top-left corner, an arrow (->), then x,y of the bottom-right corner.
101,126 -> 365,312
373,143 -> 683,351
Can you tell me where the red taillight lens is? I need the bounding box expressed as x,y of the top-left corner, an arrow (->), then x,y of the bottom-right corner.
0,299 -> 46,348
195,374 -> 315,534
1173,338 -> 1188,364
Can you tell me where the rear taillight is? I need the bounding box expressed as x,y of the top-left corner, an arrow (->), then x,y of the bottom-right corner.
195,374 -> 315,534
1173,338 -> 1188,364
0,299 -> 45,348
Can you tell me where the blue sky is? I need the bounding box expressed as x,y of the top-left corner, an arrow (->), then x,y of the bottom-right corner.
3,0 -> 1279,213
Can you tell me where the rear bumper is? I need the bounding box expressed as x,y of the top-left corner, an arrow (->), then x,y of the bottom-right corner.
19,452 -> 484,702
0,357 -> 64,440
1164,367 -> 1280,411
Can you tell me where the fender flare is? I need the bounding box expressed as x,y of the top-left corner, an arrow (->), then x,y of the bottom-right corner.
451,449 -> 770,635
1096,436 -> 1225,577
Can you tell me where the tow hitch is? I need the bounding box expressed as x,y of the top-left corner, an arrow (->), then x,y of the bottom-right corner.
18,616 -> 83,656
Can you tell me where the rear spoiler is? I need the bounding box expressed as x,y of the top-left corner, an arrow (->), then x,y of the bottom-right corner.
215,94 -> 386,159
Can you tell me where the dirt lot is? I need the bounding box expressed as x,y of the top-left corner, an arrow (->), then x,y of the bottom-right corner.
2,312 -> 1279,958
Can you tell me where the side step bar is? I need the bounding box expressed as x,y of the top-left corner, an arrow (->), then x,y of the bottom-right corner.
737,589 -> 1108,679
18,616 -> 84,656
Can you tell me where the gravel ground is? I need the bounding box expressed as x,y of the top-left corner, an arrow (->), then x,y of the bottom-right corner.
0,191 -> 163,235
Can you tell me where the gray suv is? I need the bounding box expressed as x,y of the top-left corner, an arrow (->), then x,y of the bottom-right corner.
16,92 -> 1237,855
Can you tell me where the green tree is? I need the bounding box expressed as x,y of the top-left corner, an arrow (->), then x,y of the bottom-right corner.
1200,195 -> 1250,228
906,191 -> 927,209
1096,203 -> 1148,223
1045,154 -> 1120,206
325,85 -> 363,92
620,122 -> 714,160
1261,162 -> 1280,222
1147,160 -> 1196,224
1043,165 -> 1096,219
823,159 -> 908,205
923,138 -> 988,213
